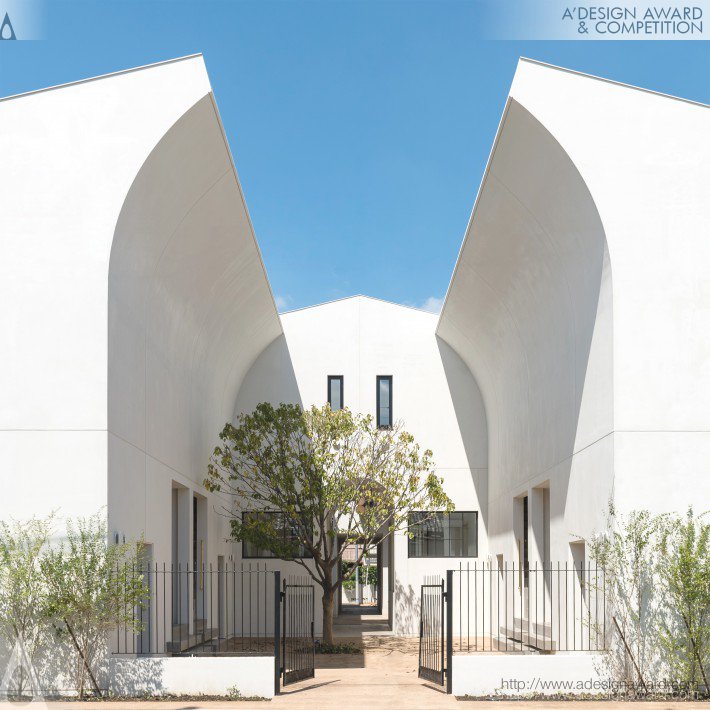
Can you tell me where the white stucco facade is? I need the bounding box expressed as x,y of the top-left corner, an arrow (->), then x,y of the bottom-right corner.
438,59 -> 710,571
0,54 -> 708,655
0,54 -> 280,577
235,295 -> 488,633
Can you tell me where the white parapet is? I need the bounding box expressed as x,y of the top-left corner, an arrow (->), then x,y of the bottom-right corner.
109,656 -> 275,699
452,653 -> 606,697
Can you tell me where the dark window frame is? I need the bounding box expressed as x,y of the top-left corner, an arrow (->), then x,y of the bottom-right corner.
328,375 -> 344,411
241,511 -> 314,560
376,375 -> 393,429
407,511 -> 479,558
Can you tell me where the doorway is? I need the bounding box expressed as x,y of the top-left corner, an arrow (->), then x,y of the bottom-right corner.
192,494 -> 207,625
514,494 -> 530,613
338,539 -> 381,615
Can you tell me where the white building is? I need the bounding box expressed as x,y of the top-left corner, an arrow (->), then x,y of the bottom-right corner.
1,53 -> 708,657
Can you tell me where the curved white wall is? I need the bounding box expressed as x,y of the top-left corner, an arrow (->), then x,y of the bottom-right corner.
508,60 -> 710,517
0,56 -> 282,571
438,97 -> 613,561
108,93 -> 282,563
439,59 -> 710,564
0,56 -> 216,524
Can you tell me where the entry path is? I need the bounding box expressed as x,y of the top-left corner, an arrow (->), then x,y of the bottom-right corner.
274,638 -> 454,710
28,636 -> 710,709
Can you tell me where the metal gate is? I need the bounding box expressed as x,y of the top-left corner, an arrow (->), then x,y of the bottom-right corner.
281,579 -> 315,685
418,578 -> 447,686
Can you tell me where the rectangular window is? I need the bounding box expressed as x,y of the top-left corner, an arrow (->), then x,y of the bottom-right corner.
328,375 -> 344,411
376,375 -> 392,428
407,511 -> 478,558
242,511 -> 313,559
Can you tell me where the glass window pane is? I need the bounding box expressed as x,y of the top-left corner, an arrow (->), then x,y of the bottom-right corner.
243,511 -> 313,559
378,377 -> 392,427
464,513 -> 478,556
407,511 -> 478,558
329,377 -> 343,410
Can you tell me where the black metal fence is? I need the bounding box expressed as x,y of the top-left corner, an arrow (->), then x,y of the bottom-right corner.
281,578 -> 315,685
418,579 -> 446,685
450,561 -> 607,653
113,563 -> 279,656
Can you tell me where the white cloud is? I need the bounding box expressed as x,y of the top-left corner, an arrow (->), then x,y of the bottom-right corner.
274,294 -> 291,312
420,295 -> 445,314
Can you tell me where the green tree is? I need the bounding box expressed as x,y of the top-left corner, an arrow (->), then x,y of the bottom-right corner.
341,559 -> 378,590
205,402 -> 452,644
657,508 -> 709,692
42,513 -> 149,698
0,517 -> 53,697
588,503 -> 663,689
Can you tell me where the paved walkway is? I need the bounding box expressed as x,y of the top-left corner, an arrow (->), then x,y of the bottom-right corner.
275,639 -> 452,709
27,647 -> 710,710
21,623 -> 710,709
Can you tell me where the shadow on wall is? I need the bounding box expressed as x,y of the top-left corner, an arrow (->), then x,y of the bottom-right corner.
393,578 -> 420,636
107,93 -> 282,521
108,657 -> 164,697
0,635 -> 106,698
232,334 -> 303,416
437,336 -> 489,539
437,99 -> 614,552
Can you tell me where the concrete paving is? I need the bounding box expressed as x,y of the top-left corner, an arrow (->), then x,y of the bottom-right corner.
16,627 -> 708,710
23,642 -> 710,710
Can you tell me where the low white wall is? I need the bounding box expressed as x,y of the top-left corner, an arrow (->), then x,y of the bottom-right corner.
109,656 -> 274,698
452,653 -> 605,697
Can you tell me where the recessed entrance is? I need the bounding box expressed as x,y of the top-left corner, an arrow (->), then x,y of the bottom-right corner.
339,539 -> 380,613
333,535 -> 392,637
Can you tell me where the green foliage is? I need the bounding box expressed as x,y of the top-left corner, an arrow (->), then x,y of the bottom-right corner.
42,512 -> 149,698
0,516 -> 53,695
205,402 -> 452,642
315,641 -> 361,654
589,503 -> 709,694
341,560 -> 377,590
657,508 -> 709,691
0,512 -> 148,698
589,504 -> 662,686
226,684 -> 242,698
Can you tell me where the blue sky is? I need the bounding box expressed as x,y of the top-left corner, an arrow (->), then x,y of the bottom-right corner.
1,1 -> 709,312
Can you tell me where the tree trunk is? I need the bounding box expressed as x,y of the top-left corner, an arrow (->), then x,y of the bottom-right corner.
322,586 -> 336,646
64,620 -> 102,698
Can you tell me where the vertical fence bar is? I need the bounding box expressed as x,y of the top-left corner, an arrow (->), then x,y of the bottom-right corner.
130,564 -> 134,653
536,562 -> 540,650
473,561 -> 478,651
504,562 -> 508,652
482,561 -> 485,651
495,562 -> 505,651
281,577 -> 286,680
458,564 -> 462,654
446,570 -> 453,694
466,563 -> 470,653
311,581 -> 315,678
114,566 -> 119,653
273,571 -> 281,695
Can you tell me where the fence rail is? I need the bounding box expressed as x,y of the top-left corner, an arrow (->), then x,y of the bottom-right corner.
450,562 -> 607,653
114,563 -> 278,656
281,578 -> 315,685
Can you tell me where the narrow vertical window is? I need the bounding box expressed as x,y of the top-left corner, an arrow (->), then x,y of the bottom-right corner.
376,375 -> 392,428
328,376 -> 344,411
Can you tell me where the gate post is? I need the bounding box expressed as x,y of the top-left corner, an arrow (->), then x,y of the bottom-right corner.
446,569 -> 453,695
273,571 -> 281,696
